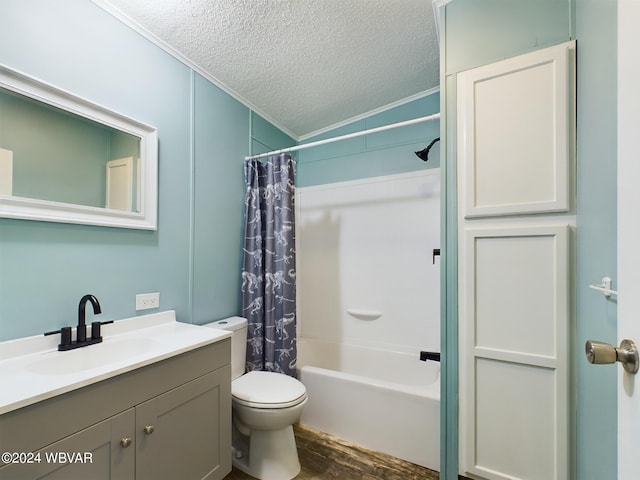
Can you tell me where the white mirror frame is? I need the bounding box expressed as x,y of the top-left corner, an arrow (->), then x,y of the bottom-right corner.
0,65 -> 158,230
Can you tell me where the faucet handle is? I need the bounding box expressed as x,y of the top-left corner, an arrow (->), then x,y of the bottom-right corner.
60,327 -> 72,348
91,322 -> 102,340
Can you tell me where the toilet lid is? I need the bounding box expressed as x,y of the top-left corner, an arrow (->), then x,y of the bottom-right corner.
232,371 -> 307,409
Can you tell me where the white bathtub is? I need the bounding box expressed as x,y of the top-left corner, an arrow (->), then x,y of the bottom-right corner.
296,337 -> 440,471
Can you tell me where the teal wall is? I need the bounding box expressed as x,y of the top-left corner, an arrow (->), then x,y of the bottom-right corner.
575,1 -> 618,478
109,130 -> 140,164
251,112 -> 296,158
0,0 -> 292,340
441,0 -> 617,479
190,79 -> 294,325
297,94 -> 440,187
444,0 -> 572,76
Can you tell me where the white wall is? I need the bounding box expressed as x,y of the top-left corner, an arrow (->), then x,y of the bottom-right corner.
296,169 -> 440,354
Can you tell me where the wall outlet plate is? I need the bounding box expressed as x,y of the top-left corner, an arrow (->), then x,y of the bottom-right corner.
136,292 -> 160,310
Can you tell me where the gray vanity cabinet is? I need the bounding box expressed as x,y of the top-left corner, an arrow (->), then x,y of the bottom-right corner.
0,408 -> 135,480
135,369 -> 228,480
0,340 -> 232,480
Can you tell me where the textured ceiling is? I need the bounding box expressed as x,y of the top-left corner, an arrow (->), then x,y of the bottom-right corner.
96,0 -> 440,139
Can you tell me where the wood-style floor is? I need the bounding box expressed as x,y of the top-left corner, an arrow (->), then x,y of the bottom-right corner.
223,424 -> 439,480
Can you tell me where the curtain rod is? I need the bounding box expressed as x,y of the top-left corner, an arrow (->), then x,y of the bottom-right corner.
244,112 -> 441,161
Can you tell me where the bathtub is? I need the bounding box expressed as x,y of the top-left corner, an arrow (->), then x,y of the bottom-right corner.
296,337 -> 440,471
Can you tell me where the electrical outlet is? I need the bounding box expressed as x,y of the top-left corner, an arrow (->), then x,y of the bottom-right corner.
136,292 -> 160,310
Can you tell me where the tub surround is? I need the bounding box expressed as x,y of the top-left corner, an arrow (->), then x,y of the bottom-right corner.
0,310 -> 230,415
296,170 -> 441,359
295,170 -> 441,470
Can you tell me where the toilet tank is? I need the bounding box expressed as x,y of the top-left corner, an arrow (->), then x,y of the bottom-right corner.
202,317 -> 247,380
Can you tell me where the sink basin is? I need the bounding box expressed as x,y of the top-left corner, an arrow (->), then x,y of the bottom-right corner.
27,337 -> 158,375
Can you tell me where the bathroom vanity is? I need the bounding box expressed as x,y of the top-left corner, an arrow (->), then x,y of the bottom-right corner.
0,311 -> 232,480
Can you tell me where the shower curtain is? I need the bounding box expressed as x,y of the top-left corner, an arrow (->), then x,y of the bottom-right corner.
241,154 -> 297,377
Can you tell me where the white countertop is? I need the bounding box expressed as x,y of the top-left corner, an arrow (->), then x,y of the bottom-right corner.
0,311 -> 230,415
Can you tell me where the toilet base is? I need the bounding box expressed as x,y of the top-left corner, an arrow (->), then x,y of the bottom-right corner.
232,425 -> 301,480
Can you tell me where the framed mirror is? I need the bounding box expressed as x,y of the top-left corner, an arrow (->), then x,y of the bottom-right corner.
0,65 -> 158,230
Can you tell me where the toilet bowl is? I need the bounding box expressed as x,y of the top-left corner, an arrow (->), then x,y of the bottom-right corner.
203,317 -> 307,480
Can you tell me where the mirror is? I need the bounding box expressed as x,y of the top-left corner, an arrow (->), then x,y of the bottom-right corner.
0,65 -> 157,230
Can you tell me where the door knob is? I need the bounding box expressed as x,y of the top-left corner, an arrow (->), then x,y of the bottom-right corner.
585,339 -> 639,374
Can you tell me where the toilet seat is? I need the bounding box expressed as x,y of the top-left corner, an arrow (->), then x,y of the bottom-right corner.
232,371 -> 307,409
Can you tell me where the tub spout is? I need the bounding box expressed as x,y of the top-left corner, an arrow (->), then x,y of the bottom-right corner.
420,351 -> 440,362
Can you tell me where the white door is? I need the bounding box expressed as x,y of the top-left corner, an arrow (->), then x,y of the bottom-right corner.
105,156 -> 133,211
617,1 -> 640,477
0,148 -> 12,196
457,41 -> 575,480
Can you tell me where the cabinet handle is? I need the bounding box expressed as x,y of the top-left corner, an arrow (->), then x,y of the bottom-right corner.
144,425 -> 155,435
120,437 -> 132,448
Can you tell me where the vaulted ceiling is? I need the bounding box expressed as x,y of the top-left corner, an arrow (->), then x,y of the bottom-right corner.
96,0 -> 440,139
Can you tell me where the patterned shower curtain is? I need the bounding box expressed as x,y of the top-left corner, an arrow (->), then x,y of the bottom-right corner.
241,154 -> 297,377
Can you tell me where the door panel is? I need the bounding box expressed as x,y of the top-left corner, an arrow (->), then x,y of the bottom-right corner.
475,359 -> 557,479
0,147 -> 12,195
458,43 -> 571,218
462,226 -> 569,480
105,156 -> 133,211
618,1 -> 640,476
457,41 -> 575,480
473,232 -> 562,357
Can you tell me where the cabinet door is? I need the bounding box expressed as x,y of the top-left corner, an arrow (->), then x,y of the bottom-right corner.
0,408 -> 134,480
135,368 -> 231,480
457,41 -> 575,480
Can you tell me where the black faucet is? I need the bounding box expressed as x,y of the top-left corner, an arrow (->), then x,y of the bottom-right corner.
77,294 -> 102,343
44,294 -> 108,351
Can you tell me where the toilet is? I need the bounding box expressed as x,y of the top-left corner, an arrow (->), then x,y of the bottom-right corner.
204,317 -> 307,480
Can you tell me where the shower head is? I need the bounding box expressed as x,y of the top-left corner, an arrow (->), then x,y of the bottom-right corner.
415,137 -> 440,162
415,148 -> 430,161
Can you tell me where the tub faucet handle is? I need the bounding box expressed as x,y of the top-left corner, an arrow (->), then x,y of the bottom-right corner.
420,351 -> 441,362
